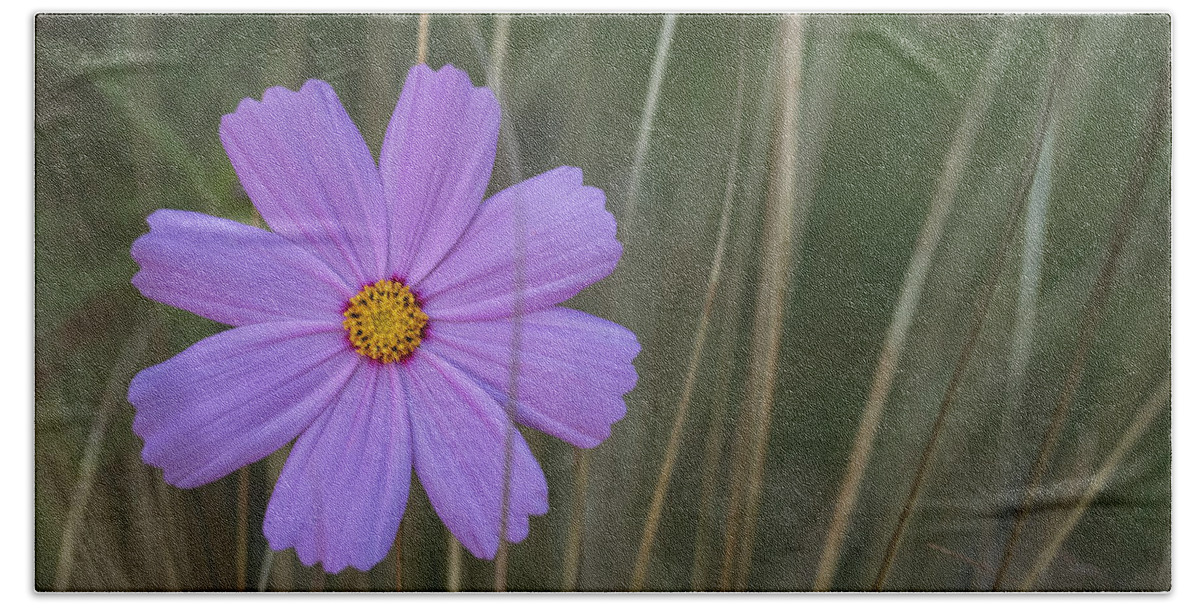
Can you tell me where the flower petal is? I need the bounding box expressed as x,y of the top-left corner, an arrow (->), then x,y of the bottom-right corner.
263,364 -> 411,573
424,307 -> 639,448
129,321 -> 356,489
220,79 -> 388,285
404,350 -> 548,559
416,166 -> 621,321
379,64 -> 500,284
131,209 -> 354,326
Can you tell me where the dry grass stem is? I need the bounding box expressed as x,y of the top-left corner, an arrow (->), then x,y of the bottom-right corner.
416,14 -> 430,65
562,448 -> 591,591
1008,117 -> 1057,413
726,13 -> 810,590
629,22 -> 747,591
624,13 -> 677,221
393,519 -> 405,591
54,322 -> 151,590
447,534 -> 463,591
236,467 -> 249,591
873,22 -> 1078,591
813,25 -> 1015,591
255,549 -> 275,592
993,60 -> 1170,590
492,13 -> 526,592
1018,376 -> 1169,590
486,15 -> 512,95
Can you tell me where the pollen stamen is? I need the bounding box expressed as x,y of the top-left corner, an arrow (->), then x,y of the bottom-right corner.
343,279 -> 428,363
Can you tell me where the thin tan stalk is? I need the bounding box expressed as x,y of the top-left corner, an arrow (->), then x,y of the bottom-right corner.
993,61 -> 1170,590
735,14 -> 849,590
492,14 -> 526,591
717,468 -> 744,589
812,25 -> 1015,591
725,14 -> 809,591
629,23 -> 747,591
700,30 -> 779,592
972,124 -> 1057,591
1007,116 -> 1057,420
873,22 -> 1079,591
393,518 -> 405,591
255,442 -> 290,589
415,14 -> 430,65
481,14 -> 523,186
690,146 -> 762,590
256,549 -> 275,591
364,15 -> 403,147
624,13 -> 678,221
446,534 -> 463,591
486,15 -> 512,94
493,341 -> 520,595
253,208 -> 288,591
561,448 -> 591,591
54,322 -> 151,590
106,21 -> 181,590
689,409 -> 727,590
689,308 -> 743,591
236,467 -> 249,590
494,487 -> 511,591
129,434 -> 180,589
718,15 -> 806,589
1018,376 -> 1169,590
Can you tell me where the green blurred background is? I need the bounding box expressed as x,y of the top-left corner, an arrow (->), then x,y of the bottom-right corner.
34,13 -> 1170,591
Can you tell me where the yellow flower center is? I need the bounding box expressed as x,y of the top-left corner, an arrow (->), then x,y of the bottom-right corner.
343,279 -> 429,363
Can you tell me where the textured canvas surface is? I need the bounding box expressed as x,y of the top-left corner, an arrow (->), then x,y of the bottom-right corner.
34,13 -> 1170,591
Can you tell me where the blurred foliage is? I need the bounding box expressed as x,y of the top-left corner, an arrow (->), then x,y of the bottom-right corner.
34,13 -> 1169,591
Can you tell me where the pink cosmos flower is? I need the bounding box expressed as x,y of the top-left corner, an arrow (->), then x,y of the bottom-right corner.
127,64 -> 639,573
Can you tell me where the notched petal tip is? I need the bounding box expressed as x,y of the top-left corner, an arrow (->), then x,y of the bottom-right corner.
280,540 -> 359,575
260,83 -> 299,105
266,533 -> 358,575
222,82 -> 303,124
382,62 -> 502,282
408,62 -> 500,121
432,63 -> 463,77
218,76 -> 388,285
300,78 -> 336,94
543,164 -> 585,186
129,209 -> 175,269
222,86 -> 281,124
227,95 -> 261,118
579,184 -> 620,245
221,79 -> 335,128
617,322 -> 643,366
128,235 -> 151,268
427,62 -> 472,86
404,61 -> 435,80
403,62 -> 493,97
130,378 -> 213,490
126,371 -> 153,437
143,207 -> 176,225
